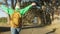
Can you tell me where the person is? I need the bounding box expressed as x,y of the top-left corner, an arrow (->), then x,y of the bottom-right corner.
40,5 -> 46,26
45,6 -> 51,25
0,2 -> 36,34
34,0 -> 42,9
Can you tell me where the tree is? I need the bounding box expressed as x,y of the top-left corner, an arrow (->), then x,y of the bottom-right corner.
11,0 -> 21,9
11,0 -> 14,9
4,0 -> 8,6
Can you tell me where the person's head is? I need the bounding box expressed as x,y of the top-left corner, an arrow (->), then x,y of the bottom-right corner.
15,2 -> 20,10
58,6 -> 60,9
42,5 -> 46,11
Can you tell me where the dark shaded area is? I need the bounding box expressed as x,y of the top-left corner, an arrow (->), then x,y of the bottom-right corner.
22,25 -> 45,29
46,28 -> 56,34
0,27 -> 10,32
0,25 -> 45,32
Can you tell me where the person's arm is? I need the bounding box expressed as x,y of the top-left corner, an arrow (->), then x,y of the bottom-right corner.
20,3 -> 36,15
20,4 -> 32,15
0,5 -> 14,15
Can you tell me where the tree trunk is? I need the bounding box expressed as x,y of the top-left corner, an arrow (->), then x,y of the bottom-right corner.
11,0 -> 14,9
15,0 -> 17,6
4,0 -> 8,6
17,0 -> 21,4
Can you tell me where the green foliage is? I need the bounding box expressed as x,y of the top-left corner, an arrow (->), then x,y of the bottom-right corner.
0,17 -> 7,23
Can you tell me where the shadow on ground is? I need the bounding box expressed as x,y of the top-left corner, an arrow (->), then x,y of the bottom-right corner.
0,27 -> 10,32
46,28 -> 56,34
0,25 -> 48,32
22,25 -> 45,29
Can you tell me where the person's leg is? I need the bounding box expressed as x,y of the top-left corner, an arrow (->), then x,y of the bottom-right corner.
46,14 -> 51,25
16,28 -> 21,34
11,27 -> 17,34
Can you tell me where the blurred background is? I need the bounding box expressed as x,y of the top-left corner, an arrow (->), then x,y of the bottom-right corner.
0,0 -> 60,27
